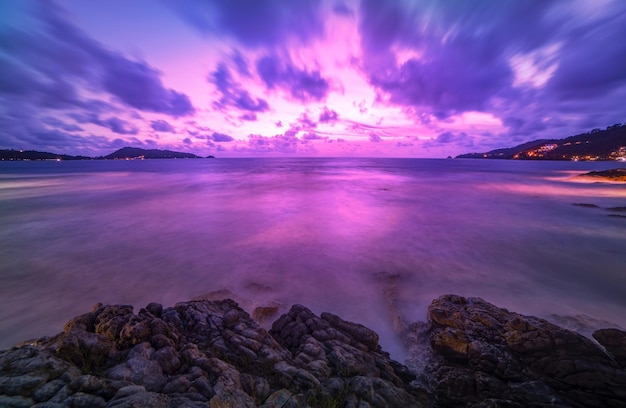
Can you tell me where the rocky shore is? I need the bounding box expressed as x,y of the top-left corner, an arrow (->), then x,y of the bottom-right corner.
579,168 -> 626,181
1,295 -> 625,407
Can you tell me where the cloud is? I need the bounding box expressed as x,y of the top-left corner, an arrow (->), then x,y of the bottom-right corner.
333,2 -> 354,17
170,0 -> 324,47
369,133 -> 382,143
42,117 -> 83,132
355,2 -> 517,118
357,0 -> 626,139
547,13 -> 626,101
435,132 -> 454,144
240,113 -> 257,121
319,107 -> 339,123
256,54 -> 330,102
210,63 -> 270,112
302,132 -> 323,140
99,117 -> 139,135
246,133 -> 301,153
212,132 -> 235,142
426,131 -> 474,148
0,0 -> 196,153
297,112 -> 317,129
151,120 -> 175,132
284,128 -> 299,137
101,57 -> 195,116
231,50 -> 251,76
70,113 -> 139,135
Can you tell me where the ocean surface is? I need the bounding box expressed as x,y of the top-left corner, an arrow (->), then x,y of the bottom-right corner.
1,158 -> 625,358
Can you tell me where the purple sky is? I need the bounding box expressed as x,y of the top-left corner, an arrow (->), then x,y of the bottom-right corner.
1,0 -> 625,157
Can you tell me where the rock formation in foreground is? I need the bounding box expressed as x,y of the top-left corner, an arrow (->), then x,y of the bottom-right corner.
0,299 -> 423,407
406,295 -> 626,407
1,295 -> 626,407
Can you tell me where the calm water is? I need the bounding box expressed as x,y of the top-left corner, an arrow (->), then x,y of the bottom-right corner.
1,158 -> 625,358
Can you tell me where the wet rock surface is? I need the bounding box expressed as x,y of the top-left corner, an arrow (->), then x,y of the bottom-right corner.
0,299 -> 423,407
580,168 -> 626,181
2,295 -> 626,407
415,294 -> 626,408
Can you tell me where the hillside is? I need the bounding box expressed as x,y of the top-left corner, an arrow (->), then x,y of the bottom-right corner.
0,149 -> 90,161
1,147 -> 207,161
104,147 -> 200,159
457,123 -> 626,160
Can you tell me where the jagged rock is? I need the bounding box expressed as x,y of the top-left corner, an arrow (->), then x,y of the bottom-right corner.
593,328 -> 626,366
270,304 -> 422,406
6,294 -> 624,407
423,294 -> 626,407
0,299 -> 422,407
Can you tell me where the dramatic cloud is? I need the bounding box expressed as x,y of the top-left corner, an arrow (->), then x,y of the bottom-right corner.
246,134 -> 302,153
211,132 -> 235,142
101,57 -> 194,116
297,113 -> 318,129
333,2 -> 354,17
256,55 -> 330,102
170,0 -> 324,47
97,117 -> 139,135
151,120 -> 176,133
240,113 -> 258,121
319,107 -> 339,123
0,1 -> 196,154
42,117 -> 83,132
68,113 -> 138,135
2,0 -> 625,157
209,63 -> 270,114
302,132 -> 323,140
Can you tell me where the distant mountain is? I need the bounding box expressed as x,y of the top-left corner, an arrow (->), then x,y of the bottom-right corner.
0,149 -> 89,161
103,147 -> 200,160
457,123 -> 626,161
1,147 -> 207,161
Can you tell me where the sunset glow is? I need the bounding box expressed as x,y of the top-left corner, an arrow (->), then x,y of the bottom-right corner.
1,0 -> 625,157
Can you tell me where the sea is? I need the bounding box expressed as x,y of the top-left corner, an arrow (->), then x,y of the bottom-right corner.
1,158 -> 625,359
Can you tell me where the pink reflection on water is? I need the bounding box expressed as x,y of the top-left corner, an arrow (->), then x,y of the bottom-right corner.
2,160 -> 626,360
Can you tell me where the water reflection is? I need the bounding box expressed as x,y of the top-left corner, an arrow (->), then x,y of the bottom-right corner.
1,158 -> 625,358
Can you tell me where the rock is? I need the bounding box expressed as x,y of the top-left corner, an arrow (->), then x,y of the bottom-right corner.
64,391 -> 106,407
593,328 -> 626,366
11,294 -> 624,407
0,395 -> 34,408
270,304 -> 422,406
259,388 -> 292,408
252,306 -> 280,325
422,294 -> 626,407
581,168 -> 626,181
106,390 -> 169,408
1,298 -> 421,407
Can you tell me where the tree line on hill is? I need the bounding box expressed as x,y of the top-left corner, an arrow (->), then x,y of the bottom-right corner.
457,123 -> 626,160
0,147 -> 215,161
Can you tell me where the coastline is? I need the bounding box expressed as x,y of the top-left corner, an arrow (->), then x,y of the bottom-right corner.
1,294 -> 625,407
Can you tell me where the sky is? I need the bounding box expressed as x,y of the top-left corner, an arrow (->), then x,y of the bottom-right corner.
1,0 -> 625,158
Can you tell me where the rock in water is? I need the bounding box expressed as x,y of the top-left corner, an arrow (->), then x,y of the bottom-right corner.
0,299 -> 423,407
423,294 -> 626,407
593,328 -> 626,366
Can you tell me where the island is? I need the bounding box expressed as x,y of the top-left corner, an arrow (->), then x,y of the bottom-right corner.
103,147 -> 200,160
457,123 -> 626,161
0,147 -> 210,161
